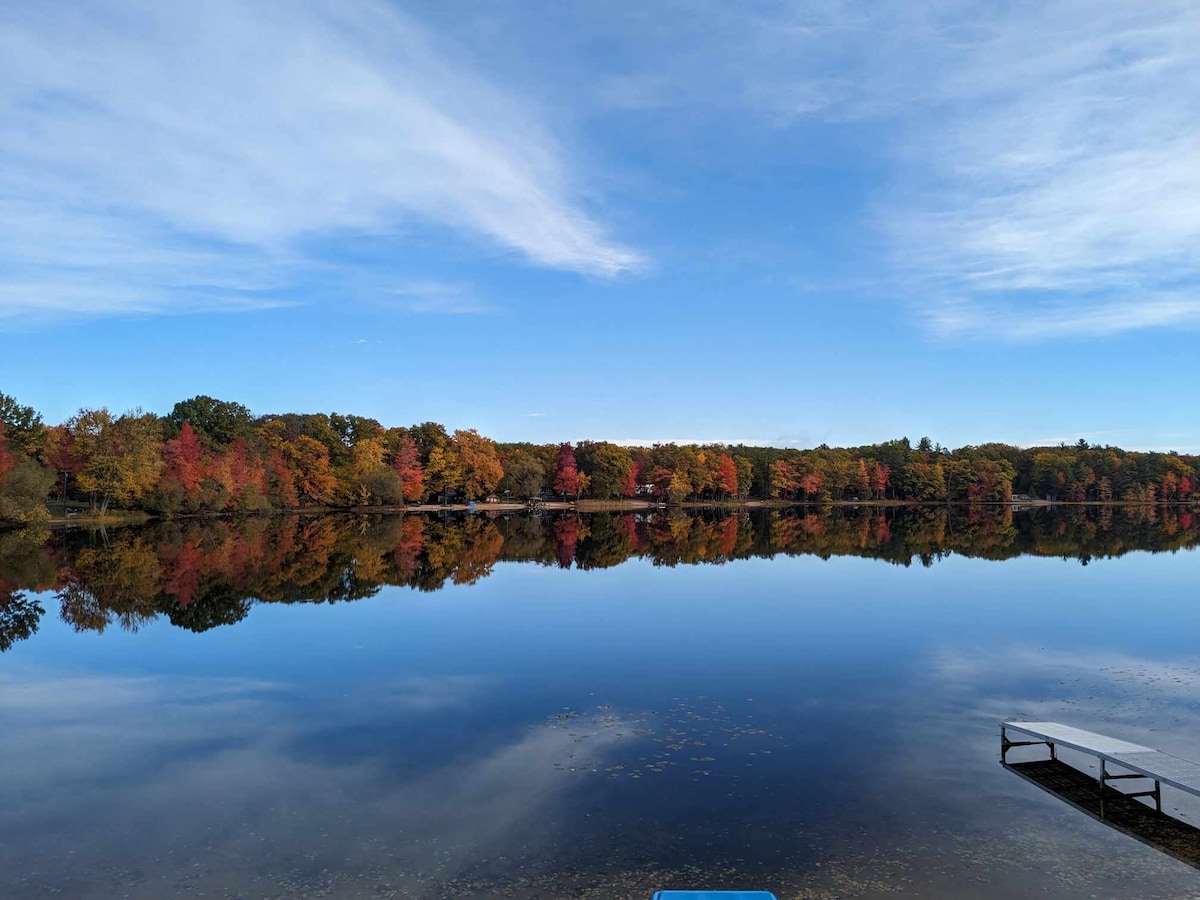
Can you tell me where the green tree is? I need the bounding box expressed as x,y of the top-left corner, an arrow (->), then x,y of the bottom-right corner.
0,461 -> 55,524
0,392 -> 45,457
329,413 -> 384,447
409,422 -> 451,458
575,441 -> 633,499
168,396 -> 253,447
499,446 -> 546,498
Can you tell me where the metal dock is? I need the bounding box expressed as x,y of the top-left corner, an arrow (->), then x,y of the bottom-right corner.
1002,721 -> 1200,816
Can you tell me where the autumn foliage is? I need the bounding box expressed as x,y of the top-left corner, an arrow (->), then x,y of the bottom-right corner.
2,390 -> 1200,524
552,443 -> 582,499
0,424 -> 15,481
393,435 -> 425,502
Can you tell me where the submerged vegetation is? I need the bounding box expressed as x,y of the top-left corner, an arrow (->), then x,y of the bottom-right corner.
1,390 -> 1199,527
2,504 -> 1197,651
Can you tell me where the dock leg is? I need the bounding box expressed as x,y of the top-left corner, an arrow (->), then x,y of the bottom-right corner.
1099,759 -> 1107,819
1001,726 -> 1007,763
1050,742 -> 1056,761
1155,780 -> 1162,812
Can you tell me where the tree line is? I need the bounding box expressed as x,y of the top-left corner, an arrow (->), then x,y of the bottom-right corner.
2,505 -> 1197,651
1,390 -> 1198,525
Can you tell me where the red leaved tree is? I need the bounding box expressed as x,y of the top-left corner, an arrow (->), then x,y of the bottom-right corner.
621,461 -> 639,497
162,421 -> 205,498
716,454 -> 739,498
394,435 -> 425,502
553,443 -> 581,499
265,450 -> 299,508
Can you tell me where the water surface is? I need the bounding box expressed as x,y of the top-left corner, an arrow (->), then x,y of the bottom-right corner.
4,506 -> 1200,898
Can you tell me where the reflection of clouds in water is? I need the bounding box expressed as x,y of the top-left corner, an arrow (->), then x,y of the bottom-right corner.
12,645 -> 1200,897
917,646 -> 1200,827
0,670 -> 285,713
0,671 -> 501,814
764,645 -> 1200,899
887,644 -> 1200,810
0,670 -> 288,801
925,646 -> 1200,752
0,668 -> 642,898
381,673 -> 491,711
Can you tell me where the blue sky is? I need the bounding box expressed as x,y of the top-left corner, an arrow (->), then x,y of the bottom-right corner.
2,0 -> 1199,451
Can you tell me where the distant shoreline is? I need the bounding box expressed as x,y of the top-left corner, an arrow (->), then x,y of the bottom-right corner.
39,496 -> 1198,527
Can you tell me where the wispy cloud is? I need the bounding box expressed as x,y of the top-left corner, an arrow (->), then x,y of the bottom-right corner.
923,295 -> 1200,341
389,280 -> 489,315
673,0 -> 1200,339
526,1 -> 1200,340
520,412 -> 545,418
8,0 -> 1194,342
0,0 -> 639,324
845,1 -> 1200,339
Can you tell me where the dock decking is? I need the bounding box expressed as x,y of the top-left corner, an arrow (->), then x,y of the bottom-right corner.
1002,721 -> 1200,815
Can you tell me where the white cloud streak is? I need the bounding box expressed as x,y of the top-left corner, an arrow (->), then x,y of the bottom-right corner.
923,295 -> 1200,341
7,0 -> 1196,341
790,1 -> 1200,339
509,1 -> 1200,340
0,0 -> 639,323
389,280 -> 490,315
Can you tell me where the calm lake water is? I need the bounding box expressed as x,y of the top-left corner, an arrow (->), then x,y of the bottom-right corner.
4,506 -> 1200,898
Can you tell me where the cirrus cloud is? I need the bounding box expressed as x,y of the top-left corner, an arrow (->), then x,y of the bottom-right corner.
0,0 -> 641,324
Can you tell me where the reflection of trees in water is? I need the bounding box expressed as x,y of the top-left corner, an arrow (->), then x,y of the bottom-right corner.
0,590 -> 43,652
0,505 -> 1198,647
167,583 -> 252,632
0,526 -> 58,651
59,539 -> 161,633
553,516 -> 587,569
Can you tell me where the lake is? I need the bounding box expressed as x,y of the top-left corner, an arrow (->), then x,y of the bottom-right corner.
3,506 -> 1200,898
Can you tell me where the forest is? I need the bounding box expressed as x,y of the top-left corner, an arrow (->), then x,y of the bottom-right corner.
1,390 -> 1198,525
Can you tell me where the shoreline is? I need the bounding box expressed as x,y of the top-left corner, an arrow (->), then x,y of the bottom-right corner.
38,496 -> 1198,527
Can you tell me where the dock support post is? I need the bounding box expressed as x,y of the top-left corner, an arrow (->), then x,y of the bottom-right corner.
1155,780 -> 1162,812
1000,728 -> 1053,763
1099,759 -> 1107,819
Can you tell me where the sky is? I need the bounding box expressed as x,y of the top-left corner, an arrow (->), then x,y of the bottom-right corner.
2,0 -> 1199,452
